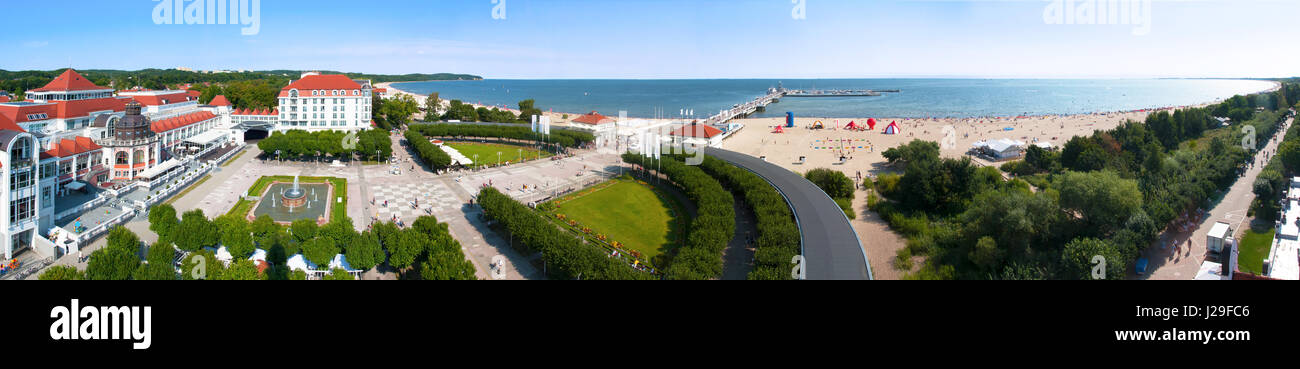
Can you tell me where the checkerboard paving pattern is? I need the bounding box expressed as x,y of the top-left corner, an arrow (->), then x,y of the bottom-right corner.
370,181 -> 460,221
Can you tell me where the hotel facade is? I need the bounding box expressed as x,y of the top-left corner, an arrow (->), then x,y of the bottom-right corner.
0,69 -> 372,263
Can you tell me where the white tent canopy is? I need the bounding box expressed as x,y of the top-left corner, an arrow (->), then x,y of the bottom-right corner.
138,158 -> 182,179
183,129 -> 228,147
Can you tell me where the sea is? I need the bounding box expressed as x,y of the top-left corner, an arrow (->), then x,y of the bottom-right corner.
391,79 -> 1278,119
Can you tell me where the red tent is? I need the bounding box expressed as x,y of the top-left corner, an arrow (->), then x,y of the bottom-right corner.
883,121 -> 900,135
845,121 -> 859,130
867,118 -> 877,130
772,125 -> 785,133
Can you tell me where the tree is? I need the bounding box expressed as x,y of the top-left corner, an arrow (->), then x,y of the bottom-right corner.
220,258 -> 264,280
423,92 -> 441,121
517,99 -> 543,123
1055,170 -> 1142,237
1280,140 -> 1300,173
181,249 -> 220,280
86,247 -> 140,280
804,168 -> 856,200
419,253 -> 477,280
345,231 -> 385,271
302,237 -> 339,267
39,265 -> 84,280
289,218 -> 318,243
148,203 -> 179,240
173,209 -> 218,252
882,139 -> 939,166
250,215 -> 281,248
386,229 -> 428,271
134,243 -> 178,280
968,236 -> 1003,271
1061,237 -> 1126,280
216,214 -> 255,259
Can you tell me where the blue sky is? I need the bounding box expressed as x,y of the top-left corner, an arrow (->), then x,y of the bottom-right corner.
3,0 -> 1298,79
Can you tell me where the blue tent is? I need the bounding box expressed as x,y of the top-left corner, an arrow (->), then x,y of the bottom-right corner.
1135,258 -> 1149,275
786,112 -> 795,128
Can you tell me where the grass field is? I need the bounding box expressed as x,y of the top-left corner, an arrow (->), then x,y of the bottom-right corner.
553,179 -> 687,264
1239,227 -> 1274,274
446,142 -> 550,166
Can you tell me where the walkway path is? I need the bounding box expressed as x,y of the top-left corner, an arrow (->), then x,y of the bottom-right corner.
1145,117 -> 1292,279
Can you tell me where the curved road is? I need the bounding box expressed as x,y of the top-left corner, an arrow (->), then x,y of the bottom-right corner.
707,148 -> 872,280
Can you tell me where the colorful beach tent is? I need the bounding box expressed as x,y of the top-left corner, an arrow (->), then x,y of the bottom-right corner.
867,118 -> 877,130
772,125 -> 785,133
845,121 -> 859,130
883,121 -> 900,135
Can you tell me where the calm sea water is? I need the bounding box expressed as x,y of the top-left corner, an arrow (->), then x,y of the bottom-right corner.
392,79 -> 1277,119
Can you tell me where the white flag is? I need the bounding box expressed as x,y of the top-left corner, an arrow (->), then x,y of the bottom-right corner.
531,115 -> 538,133
653,133 -> 661,159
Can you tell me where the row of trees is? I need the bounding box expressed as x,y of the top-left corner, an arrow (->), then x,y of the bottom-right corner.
870,85 -> 1300,279
47,202 -> 477,280
257,129 -> 393,161
477,187 -> 655,280
623,153 -> 735,280
191,78 -> 290,110
405,130 -> 452,170
694,155 -> 801,280
410,123 -> 595,149
436,99 -> 545,124
374,94 -> 420,130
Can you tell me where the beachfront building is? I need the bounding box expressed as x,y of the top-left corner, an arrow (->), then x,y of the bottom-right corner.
0,70 -> 248,264
1262,177 -> 1300,280
971,138 -> 1026,160
667,122 -> 726,148
275,72 -> 372,132
3,69 -> 131,143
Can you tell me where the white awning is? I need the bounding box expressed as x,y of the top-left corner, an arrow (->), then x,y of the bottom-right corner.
65,181 -> 87,191
184,129 -> 228,146
138,158 -> 182,179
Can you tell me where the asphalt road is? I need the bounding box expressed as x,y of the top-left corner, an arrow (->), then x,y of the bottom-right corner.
707,148 -> 872,280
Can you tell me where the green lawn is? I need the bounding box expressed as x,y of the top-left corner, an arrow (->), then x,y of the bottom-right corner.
446,142 -> 550,166
1239,227 -> 1274,274
553,179 -> 686,264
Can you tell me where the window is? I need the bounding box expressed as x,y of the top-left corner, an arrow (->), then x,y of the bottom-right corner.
10,196 -> 35,223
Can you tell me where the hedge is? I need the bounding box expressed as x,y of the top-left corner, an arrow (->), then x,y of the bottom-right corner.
411,123 -> 595,148
405,130 -> 452,170
623,153 -> 735,280
695,155 -> 801,280
477,187 -> 654,280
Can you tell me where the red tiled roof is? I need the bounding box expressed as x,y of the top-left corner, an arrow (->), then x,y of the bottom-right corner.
0,102 -> 58,124
53,97 -> 129,119
572,111 -> 614,125
151,111 -> 217,133
0,113 -> 23,133
31,69 -> 109,92
45,136 -> 103,158
279,74 -> 364,97
129,92 -> 197,107
186,90 -> 201,98
232,108 -> 276,116
209,95 -> 232,106
668,123 -> 724,139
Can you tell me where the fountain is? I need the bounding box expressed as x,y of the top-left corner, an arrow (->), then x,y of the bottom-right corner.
281,175 -> 308,211
248,175 -> 336,224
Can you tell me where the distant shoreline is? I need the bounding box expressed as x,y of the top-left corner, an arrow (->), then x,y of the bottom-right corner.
379,79 -> 1282,122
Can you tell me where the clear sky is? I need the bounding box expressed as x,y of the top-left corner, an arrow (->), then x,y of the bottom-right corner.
3,0 -> 1298,79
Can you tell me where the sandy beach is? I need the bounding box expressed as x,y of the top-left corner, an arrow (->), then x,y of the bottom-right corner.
382,79 -> 1281,279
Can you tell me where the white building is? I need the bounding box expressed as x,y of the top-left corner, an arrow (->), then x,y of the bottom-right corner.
275,72 -> 372,132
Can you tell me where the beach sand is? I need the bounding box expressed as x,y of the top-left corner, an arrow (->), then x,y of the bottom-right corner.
382,79 -> 1281,279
